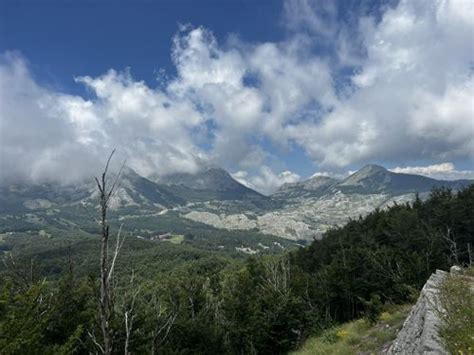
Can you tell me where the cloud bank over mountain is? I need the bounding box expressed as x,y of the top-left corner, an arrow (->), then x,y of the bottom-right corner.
390,163 -> 474,181
0,0 -> 472,192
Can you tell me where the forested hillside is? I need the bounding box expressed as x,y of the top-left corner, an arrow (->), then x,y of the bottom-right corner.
1,186 -> 473,354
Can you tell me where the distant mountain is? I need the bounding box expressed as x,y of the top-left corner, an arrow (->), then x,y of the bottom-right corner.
156,167 -> 267,202
273,164 -> 473,200
0,183 -> 92,213
273,175 -> 339,199
1,164 -> 472,242
0,166 -> 268,214
337,164 -> 472,194
117,168 -> 186,208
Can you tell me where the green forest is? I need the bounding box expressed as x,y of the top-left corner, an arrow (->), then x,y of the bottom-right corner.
1,186 -> 473,354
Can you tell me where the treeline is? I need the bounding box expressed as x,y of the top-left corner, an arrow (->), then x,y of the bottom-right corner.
1,186 -> 473,354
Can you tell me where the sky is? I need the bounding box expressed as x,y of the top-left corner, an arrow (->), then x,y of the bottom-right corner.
0,0 -> 473,194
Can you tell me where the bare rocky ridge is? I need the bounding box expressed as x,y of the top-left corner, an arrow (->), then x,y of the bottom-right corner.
386,270 -> 449,354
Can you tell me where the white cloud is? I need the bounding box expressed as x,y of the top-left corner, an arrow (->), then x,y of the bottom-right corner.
0,52 -> 101,185
283,0 -> 339,40
285,0 -> 474,167
0,53 -> 206,184
1,0 -> 473,193
390,162 -> 474,181
311,171 -> 349,180
232,167 -> 301,195
169,26 -> 336,167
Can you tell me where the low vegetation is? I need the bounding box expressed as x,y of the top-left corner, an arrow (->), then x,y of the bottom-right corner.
438,266 -> 474,354
293,304 -> 411,355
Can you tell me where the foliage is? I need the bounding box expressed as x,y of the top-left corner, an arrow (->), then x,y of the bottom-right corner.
0,274 -> 94,354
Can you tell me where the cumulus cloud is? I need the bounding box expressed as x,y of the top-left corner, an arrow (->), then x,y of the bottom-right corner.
287,0 -> 474,168
169,26 -> 336,166
0,53 -> 206,185
74,69 -> 206,176
1,0 -> 473,194
232,167 -> 300,195
311,171 -> 349,180
0,52 -> 101,185
390,162 -> 474,181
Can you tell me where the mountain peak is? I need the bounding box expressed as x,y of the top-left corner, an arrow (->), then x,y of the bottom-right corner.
154,166 -> 266,201
338,163 -> 474,194
339,164 -> 390,189
358,164 -> 387,174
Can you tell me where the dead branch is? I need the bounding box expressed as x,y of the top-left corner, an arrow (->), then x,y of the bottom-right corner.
95,149 -> 126,355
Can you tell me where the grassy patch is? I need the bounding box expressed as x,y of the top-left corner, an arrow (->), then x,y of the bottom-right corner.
168,234 -> 184,244
438,267 -> 474,355
293,304 -> 411,355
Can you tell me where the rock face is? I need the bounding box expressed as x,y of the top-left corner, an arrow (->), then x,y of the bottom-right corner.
387,270 -> 448,354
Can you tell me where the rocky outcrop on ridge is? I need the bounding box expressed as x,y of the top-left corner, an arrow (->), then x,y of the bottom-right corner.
386,270 -> 449,354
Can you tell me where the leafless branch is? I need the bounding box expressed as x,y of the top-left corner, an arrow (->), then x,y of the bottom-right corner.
108,223 -> 125,283
88,330 -> 105,354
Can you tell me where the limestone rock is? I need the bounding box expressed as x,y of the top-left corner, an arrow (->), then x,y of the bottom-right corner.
386,270 -> 448,354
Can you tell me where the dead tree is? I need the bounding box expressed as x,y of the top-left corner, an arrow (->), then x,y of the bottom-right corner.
150,294 -> 178,355
259,255 -> 291,296
2,253 -> 37,292
442,226 -> 459,265
93,149 -> 125,355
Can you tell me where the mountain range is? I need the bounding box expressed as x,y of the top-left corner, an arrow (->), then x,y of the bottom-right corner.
1,164 -> 472,241
274,164 -> 472,199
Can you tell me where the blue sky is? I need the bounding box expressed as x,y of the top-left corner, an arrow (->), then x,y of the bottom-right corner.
0,0 -> 473,193
0,1 -> 282,93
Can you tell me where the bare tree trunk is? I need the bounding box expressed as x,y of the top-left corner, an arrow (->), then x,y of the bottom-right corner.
97,153 -> 113,354
94,149 -> 124,354
467,243 -> 472,266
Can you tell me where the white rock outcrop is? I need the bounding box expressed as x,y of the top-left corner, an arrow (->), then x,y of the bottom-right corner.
387,270 -> 448,355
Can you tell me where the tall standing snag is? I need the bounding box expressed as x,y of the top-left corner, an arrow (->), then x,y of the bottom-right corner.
94,149 -> 125,354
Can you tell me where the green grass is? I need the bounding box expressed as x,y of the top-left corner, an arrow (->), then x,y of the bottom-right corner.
293,304 -> 411,355
438,266 -> 474,355
163,234 -> 184,244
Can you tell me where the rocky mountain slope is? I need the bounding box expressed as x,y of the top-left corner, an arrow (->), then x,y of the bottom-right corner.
337,164 -> 471,194
272,175 -> 338,199
182,165 -> 472,240
156,167 -> 268,203
1,164 -> 472,241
